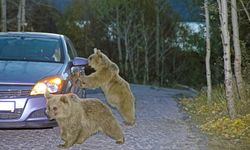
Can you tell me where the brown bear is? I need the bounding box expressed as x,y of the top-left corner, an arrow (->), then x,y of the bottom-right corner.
44,91 -> 124,148
74,48 -> 135,125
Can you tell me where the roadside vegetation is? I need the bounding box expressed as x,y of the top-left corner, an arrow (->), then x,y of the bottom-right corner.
177,0 -> 250,148
179,85 -> 250,149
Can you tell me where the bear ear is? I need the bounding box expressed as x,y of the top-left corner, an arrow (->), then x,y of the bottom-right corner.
94,48 -> 101,55
94,48 -> 98,53
60,96 -> 69,104
69,93 -> 77,99
69,93 -> 79,102
44,89 -> 52,100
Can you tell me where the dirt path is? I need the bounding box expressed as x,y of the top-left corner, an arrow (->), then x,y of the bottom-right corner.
0,84 -> 208,150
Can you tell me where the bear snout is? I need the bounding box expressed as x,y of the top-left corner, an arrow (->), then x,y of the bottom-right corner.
45,109 -> 55,120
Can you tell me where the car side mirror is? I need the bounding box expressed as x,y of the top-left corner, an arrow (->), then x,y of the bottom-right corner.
71,57 -> 87,76
72,57 -> 88,66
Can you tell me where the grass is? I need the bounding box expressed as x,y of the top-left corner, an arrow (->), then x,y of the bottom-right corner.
179,85 -> 250,148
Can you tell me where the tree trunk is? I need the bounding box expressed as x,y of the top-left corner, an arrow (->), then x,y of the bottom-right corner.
232,0 -> 244,99
21,0 -> 26,31
141,15 -> 149,84
217,0 -> 236,119
129,54 -> 136,83
124,30 -> 129,80
144,47 -> 149,84
17,1 -> 21,31
155,0 -> 160,85
160,39 -> 165,86
135,41 -> 140,80
128,24 -> 137,83
172,54 -> 176,82
116,6 -> 123,73
205,0 -> 212,103
17,0 -> 26,31
1,0 -> 7,32
123,9 -> 133,80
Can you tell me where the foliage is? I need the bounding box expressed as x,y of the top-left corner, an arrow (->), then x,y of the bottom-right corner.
164,49 -> 206,88
180,86 -> 227,121
180,85 -> 250,140
57,0 -> 185,86
57,0 -> 112,57
201,115 -> 250,139
29,2 -> 60,32
2,0 -> 60,32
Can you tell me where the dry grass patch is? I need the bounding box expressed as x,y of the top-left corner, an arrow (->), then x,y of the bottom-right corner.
179,85 -> 250,140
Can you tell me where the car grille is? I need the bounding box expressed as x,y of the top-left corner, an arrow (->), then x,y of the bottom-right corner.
0,90 -> 31,98
0,108 -> 23,119
29,108 -> 47,118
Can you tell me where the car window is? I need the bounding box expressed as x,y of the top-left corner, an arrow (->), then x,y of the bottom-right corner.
0,36 -> 63,63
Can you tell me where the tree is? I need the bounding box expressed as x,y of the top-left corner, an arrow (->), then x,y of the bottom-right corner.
217,0 -> 236,119
141,14 -> 150,84
155,0 -> 160,85
232,0 -> 245,99
204,0 -> 212,103
1,0 -> 7,31
17,0 -> 26,31
115,5 -> 123,73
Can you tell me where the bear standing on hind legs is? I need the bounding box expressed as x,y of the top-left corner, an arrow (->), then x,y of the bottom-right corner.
76,48 -> 135,125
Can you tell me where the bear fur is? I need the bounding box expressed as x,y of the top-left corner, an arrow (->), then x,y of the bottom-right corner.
75,48 -> 136,125
44,92 -> 124,148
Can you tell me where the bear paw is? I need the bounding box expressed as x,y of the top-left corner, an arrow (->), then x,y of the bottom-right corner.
57,143 -> 70,149
116,137 -> 125,144
124,121 -> 135,126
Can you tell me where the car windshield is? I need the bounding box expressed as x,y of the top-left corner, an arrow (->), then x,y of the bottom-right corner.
0,36 -> 63,63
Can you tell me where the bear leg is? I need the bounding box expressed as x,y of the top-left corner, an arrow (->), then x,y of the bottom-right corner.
118,101 -> 135,126
75,129 -> 91,144
101,120 -> 124,144
58,133 -> 78,148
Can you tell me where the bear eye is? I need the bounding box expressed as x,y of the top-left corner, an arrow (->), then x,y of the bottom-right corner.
89,56 -> 92,60
53,107 -> 57,111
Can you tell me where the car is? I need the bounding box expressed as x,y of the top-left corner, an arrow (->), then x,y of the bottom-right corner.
0,32 -> 88,128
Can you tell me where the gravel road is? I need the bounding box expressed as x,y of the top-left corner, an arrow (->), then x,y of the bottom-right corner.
0,84 -> 208,150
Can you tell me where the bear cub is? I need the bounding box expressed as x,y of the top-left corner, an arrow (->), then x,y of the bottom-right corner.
72,48 -> 136,125
45,91 -> 124,148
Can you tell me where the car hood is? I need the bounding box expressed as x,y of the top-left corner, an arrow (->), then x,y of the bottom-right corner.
0,61 -> 64,85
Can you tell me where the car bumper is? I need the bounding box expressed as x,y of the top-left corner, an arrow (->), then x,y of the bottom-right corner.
0,120 -> 57,129
0,96 -> 57,128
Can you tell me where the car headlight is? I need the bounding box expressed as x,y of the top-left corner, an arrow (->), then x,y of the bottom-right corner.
30,76 -> 63,95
